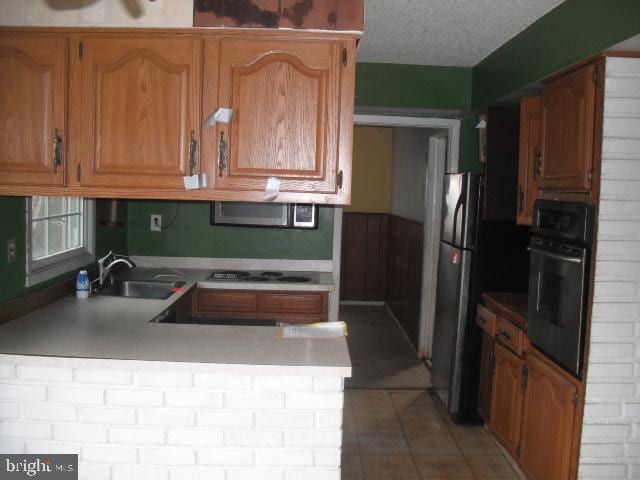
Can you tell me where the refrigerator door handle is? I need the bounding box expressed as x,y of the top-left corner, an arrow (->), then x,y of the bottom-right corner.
452,194 -> 464,247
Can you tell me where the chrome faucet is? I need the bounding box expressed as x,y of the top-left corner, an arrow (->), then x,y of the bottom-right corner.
97,251 -> 136,288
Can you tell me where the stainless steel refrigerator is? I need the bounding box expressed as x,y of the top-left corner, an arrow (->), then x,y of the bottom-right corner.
430,173 -> 530,422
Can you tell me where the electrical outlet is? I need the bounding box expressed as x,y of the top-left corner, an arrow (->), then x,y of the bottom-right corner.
150,214 -> 162,232
6,238 -> 16,263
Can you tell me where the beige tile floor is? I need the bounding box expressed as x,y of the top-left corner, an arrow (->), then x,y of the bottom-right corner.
342,389 -> 519,479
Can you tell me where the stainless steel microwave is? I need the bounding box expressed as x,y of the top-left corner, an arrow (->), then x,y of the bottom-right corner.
210,202 -> 318,229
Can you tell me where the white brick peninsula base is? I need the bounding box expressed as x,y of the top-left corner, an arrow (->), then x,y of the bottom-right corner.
0,355 -> 347,480
579,56 -> 640,479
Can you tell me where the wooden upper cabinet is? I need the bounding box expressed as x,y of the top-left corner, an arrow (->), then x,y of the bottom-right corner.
77,36 -> 202,189
517,96 -> 541,225
205,37 -> 343,195
488,343 -> 524,458
0,34 -> 67,186
539,64 -> 597,191
519,350 -> 579,480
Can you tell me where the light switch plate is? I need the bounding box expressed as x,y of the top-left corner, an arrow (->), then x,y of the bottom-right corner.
150,214 -> 162,232
7,237 -> 16,263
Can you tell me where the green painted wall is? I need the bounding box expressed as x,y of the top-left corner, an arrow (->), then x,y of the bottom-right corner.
356,63 -> 472,110
472,0 -> 640,109
0,197 -> 126,305
126,201 -> 334,260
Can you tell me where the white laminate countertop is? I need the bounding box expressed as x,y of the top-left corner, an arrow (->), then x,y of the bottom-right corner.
0,268 -> 349,375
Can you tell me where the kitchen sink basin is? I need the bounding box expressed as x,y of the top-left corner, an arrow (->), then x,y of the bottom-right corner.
93,280 -> 186,300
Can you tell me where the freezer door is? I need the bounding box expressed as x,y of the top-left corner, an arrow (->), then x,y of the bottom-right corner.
431,242 -> 473,414
441,174 -> 480,249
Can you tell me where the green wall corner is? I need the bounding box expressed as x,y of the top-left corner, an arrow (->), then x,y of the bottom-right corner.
472,0 -> 640,109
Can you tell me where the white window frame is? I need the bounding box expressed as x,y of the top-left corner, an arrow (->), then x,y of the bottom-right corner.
25,197 -> 96,287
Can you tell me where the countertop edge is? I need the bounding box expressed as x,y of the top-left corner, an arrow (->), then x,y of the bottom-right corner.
0,354 -> 352,377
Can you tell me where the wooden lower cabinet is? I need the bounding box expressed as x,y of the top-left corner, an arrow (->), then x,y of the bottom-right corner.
488,343 -> 524,458
478,331 -> 494,421
194,289 -> 328,323
519,349 -> 579,480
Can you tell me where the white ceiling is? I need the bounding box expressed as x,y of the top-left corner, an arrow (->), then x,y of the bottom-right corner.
357,0 -> 566,67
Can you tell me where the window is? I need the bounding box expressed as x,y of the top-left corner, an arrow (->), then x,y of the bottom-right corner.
26,196 -> 95,287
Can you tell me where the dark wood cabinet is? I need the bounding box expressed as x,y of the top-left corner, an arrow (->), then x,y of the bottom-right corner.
517,96 -> 542,225
489,342 -> 524,458
539,63 -> 597,191
484,106 -> 520,221
478,331 -> 494,421
0,33 -> 68,186
194,289 -> 328,323
77,35 -> 202,189
519,349 -> 579,480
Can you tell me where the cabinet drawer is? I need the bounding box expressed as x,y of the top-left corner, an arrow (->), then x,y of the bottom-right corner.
260,292 -> 326,315
196,290 -> 258,315
476,304 -> 497,336
495,316 -> 525,355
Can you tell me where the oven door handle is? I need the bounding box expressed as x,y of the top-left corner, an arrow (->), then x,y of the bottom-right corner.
527,246 -> 583,264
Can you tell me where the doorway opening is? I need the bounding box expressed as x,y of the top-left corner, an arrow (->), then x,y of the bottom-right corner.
339,114 -> 461,368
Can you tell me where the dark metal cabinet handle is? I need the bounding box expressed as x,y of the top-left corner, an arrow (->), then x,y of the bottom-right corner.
53,128 -> 63,173
188,130 -> 198,176
499,331 -> 512,341
534,147 -> 543,178
478,316 -> 487,325
219,131 -> 228,177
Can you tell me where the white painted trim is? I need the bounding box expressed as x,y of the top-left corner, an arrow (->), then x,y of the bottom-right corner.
25,198 -> 96,287
329,207 -> 343,322
129,256 -> 333,272
354,114 -> 460,172
418,135 -> 447,358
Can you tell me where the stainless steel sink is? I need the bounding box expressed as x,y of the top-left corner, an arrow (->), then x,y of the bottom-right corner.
93,280 -> 186,300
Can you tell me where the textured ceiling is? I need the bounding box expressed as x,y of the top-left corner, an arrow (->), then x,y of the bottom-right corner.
357,0 -> 566,67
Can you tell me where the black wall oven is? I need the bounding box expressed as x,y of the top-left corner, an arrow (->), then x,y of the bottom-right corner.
527,200 -> 595,378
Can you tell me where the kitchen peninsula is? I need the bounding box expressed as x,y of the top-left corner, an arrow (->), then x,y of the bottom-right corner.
0,269 -> 350,480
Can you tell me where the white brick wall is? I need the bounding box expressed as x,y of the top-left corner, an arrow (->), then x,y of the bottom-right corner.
580,56 -> 640,479
0,356 -> 346,479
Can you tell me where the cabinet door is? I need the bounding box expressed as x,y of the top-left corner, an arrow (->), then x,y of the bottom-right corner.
78,36 -> 202,189
195,289 -> 259,318
539,64 -> 596,191
211,37 -> 342,194
0,34 -> 67,186
478,330 -> 495,422
488,343 -> 524,457
259,291 -> 328,322
517,96 -> 541,225
519,350 -> 578,480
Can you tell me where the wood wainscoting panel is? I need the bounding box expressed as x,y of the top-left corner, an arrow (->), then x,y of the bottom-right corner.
386,215 -> 424,349
340,212 -> 388,302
